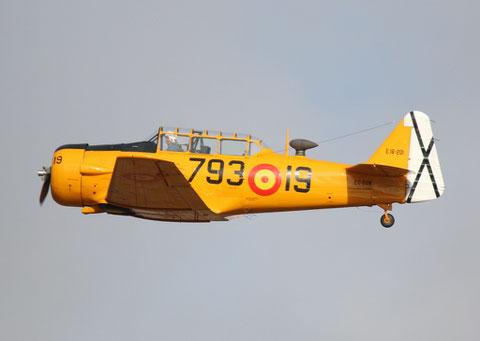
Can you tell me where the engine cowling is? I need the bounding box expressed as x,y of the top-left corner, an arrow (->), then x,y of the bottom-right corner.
50,144 -> 86,207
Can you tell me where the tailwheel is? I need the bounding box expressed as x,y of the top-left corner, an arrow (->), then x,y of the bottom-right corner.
380,213 -> 395,228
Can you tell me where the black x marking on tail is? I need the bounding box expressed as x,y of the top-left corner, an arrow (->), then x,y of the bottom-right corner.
406,112 -> 441,203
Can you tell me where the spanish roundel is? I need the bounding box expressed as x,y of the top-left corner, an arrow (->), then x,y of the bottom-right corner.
248,164 -> 282,196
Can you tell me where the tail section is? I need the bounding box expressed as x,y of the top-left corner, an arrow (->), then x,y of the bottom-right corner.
366,111 -> 445,203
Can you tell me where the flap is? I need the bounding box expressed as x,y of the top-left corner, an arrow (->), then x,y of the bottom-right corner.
347,163 -> 409,177
106,157 -> 225,221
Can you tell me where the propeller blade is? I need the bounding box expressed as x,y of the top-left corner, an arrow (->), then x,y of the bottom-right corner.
38,167 -> 51,205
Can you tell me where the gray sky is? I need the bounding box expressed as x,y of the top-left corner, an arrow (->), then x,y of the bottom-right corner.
1,1 -> 479,340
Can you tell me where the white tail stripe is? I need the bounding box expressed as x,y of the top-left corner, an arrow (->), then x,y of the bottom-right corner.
406,112 -> 440,202
404,111 -> 445,203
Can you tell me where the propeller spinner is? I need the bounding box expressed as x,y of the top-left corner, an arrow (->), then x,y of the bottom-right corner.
38,166 -> 51,205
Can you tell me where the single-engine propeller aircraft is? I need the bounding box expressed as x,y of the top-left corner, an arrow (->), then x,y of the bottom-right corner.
38,111 -> 444,227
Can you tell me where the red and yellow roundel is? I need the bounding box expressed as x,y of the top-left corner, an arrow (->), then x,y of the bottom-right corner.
248,164 -> 282,196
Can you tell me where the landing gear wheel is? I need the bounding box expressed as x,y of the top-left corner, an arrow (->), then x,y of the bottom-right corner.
380,213 -> 395,228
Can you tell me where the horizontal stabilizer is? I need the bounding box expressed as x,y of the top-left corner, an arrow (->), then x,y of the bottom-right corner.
348,163 -> 408,177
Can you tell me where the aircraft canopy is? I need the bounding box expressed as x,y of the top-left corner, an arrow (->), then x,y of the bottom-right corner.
146,127 -> 268,156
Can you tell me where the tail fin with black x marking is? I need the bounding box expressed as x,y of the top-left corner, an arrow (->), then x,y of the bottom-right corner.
365,111 -> 445,203
404,111 -> 445,203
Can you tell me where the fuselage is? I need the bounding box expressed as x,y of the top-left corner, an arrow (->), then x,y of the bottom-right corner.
50,145 -> 406,217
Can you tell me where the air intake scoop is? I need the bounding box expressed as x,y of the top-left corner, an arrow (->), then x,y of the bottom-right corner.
289,139 -> 318,156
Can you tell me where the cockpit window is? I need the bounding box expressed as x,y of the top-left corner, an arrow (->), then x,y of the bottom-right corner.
248,142 -> 263,156
159,134 -> 190,152
251,136 -> 268,149
219,139 -> 247,156
190,136 -> 217,154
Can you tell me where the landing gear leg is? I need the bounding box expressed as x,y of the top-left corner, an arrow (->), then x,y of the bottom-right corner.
378,204 -> 395,228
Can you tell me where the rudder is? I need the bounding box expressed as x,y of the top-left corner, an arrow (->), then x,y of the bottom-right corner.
404,111 -> 445,203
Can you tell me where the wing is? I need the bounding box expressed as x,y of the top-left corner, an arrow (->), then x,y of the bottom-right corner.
105,157 -> 226,222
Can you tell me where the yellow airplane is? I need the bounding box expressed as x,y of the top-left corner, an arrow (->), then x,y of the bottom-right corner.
38,111 -> 444,227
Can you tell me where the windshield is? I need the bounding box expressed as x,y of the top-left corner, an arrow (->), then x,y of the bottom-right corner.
146,131 -> 158,145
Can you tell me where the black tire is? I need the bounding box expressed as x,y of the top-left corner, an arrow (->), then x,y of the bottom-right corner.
380,213 -> 395,228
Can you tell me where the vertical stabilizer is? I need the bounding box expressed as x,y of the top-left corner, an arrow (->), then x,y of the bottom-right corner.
366,118 -> 412,169
366,111 -> 445,203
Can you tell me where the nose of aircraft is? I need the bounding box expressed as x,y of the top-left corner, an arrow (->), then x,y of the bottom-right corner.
44,144 -> 86,207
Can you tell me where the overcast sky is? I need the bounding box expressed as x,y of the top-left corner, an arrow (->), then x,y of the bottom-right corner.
1,1 -> 479,340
